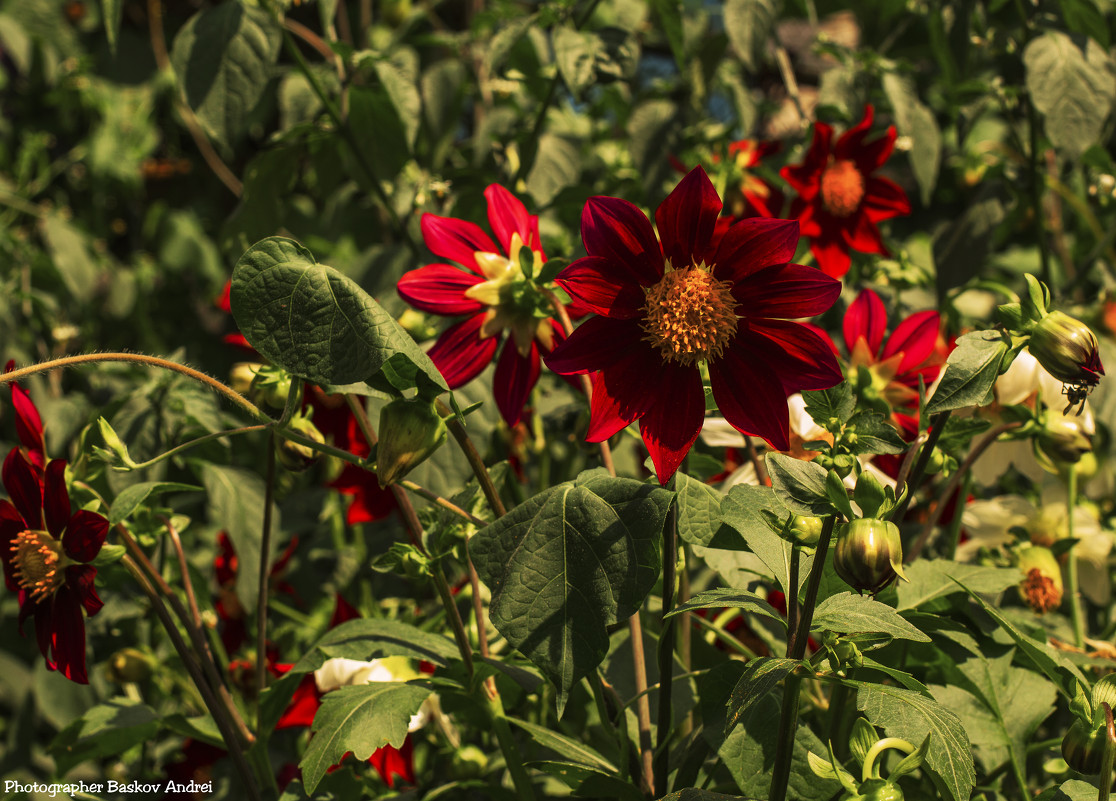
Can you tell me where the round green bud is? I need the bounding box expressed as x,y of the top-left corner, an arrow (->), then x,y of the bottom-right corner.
789,515 -> 824,547
1029,311 -> 1104,387
1062,719 -> 1107,775
276,413 -> 326,472
376,398 -> 448,487
834,518 -> 903,595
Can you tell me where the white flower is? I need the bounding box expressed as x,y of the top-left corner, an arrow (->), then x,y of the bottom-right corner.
314,657 -> 429,732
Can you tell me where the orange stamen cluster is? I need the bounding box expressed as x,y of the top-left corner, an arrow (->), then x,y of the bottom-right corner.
1020,567 -> 1062,614
641,264 -> 738,366
11,529 -> 65,602
820,159 -> 865,218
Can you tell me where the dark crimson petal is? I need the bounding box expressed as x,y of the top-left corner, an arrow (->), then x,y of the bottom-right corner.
330,465 -> 396,525
66,564 -> 103,616
733,263 -> 841,320
740,320 -> 845,392
33,599 -> 55,668
793,198 -> 822,238
841,209 -> 888,256
0,500 -> 23,590
555,257 -> 647,319
638,363 -> 705,484
545,316 -> 643,375
882,309 -> 942,376
397,265 -> 486,316
780,123 -> 832,195
43,460 -> 71,540
843,289 -> 888,356
655,166 -> 722,269
833,105 -> 876,160
586,345 -> 665,441
810,234 -> 852,279
852,128 -> 896,175
493,339 -> 541,427
50,585 -> 88,684
862,176 -> 911,222
420,214 -> 498,274
712,217 -> 800,282
426,315 -> 500,388
2,448 -> 42,530
580,196 -> 663,285
801,321 -> 842,358
485,184 -> 540,253
63,510 -> 108,563
709,346 -> 791,451
7,372 -> 44,455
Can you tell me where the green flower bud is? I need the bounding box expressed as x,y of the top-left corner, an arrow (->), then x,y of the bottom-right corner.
276,412 -> 326,472
849,779 -> 905,801
1035,414 -> 1092,470
229,362 -> 264,397
834,518 -> 906,595
106,648 -> 153,683
451,745 -> 489,779
1029,311 -> 1105,387
789,515 -> 824,547
1062,719 -> 1107,775
1017,546 -> 1063,614
376,398 -> 447,487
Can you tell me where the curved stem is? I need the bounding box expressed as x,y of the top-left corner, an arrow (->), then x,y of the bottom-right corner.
1066,464 -> 1085,649
115,424 -> 271,471
436,398 -> 508,517
861,737 -> 915,782
399,479 -> 489,526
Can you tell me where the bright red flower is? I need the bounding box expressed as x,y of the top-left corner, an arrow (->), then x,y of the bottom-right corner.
0,451 -> 108,683
781,106 -> 911,278
4,360 -> 46,474
545,166 -> 844,484
724,139 -> 784,219
397,186 -> 565,426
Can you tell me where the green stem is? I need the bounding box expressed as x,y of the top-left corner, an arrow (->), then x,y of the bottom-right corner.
433,565 -> 475,677
116,424 -> 271,471
628,612 -> 656,796
1009,748 -> 1029,801
655,499 -> 678,793
256,433 -> 277,707
487,692 -> 538,801
861,737 -> 915,782
1100,703 -> 1114,801
436,399 -> 507,518
787,543 -> 801,643
944,471 -> 973,561
1066,464 -> 1085,649
398,479 -> 488,526
890,411 -> 951,524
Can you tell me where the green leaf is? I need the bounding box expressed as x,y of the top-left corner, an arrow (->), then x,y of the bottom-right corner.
40,211 -> 100,300
812,592 -> 930,642
931,187 -> 1007,298
231,237 -> 447,396
723,0 -> 778,72
470,472 -> 672,711
1035,779 -> 1105,800
108,482 -> 202,526
725,657 -> 804,736
98,0 -> 123,56
847,411 -> 907,455
1024,30 -> 1116,159
923,330 -> 1010,415
882,72 -> 941,206
628,99 -> 679,195
665,587 -> 786,628
199,464 -> 280,614
371,50 -> 421,151
525,134 -> 582,207
720,484 -> 814,599
509,718 -> 617,773
895,559 -> 1021,611
802,384 -> 855,430
553,26 -> 600,96
674,471 -> 724,547
647,0 -> 685,69
49,699 -> 159,775
1061,0 -> 1109,47
529,761 -> 644,801
288,619 -> 461,675
170,1 -> 280,153
660,792 -> 742,801
765,453 -> 833,517
849,717 -> 879,766
301,682 -> 432,794
855,683 -> 975,801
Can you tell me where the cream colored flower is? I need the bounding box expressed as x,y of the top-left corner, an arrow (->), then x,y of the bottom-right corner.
314,657 -> 429,732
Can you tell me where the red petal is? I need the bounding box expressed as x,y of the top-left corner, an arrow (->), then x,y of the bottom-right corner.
709,347 -> 791,451
369,737 -> 414,787
738,320 -> 845,392
66,564 -> 103,616
733,263 -> 841,319
426,315 -> 500,388
33,600 -> 55,669
555,257 -> 646,319
50,585 -> 88,684
397,265 -> 485,316
545,317 -> 642,375
330,467 -> 397,525
580,196 -> 663,285
493,340 -> 540,427
420,214 -> 498,274
277,674 -> 321,729
2,448 -> 41,530
712,217 -> 800,282
330,594 -> 361,626
485,184 -> 540,253
43,460 -> 70,540
63,510 -> 108,563
0,500 -> 23,591
780,123 -> 832,195
801,322 -> 841,358
638,364 -> 705,484
842,210 -> 888,256
810,235 -> 852,279
8,375 -> 44,457
586,345 -> 664,441
834,105 -> 876,160
843,289 -> 888,356
655,166 -> 722,269
882,309 -> 942,375
862,176 -> 911,221
794,198 -> 822,238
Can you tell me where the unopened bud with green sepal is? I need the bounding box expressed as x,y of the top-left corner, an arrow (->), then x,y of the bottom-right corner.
788,515 -> 823,547
1029,310 -> 1104,388
276,411 -> 326,472
376,397 -> 447,487
834,518 -> 906,595
1062,718 -> 1108,775
1035,413 -> 1092,471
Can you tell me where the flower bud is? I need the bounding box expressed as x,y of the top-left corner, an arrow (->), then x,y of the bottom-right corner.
852,778 -> 905,801
376,398 -> 447,487
1017,546 -> 1063,614
789,515 -> 823,547
276,412 -> 326,472
1061,719 -> 1107,775
1029,311 -> 1104,387
106,648 -> 153,683
834,518 -> 906,595
229,362 -> 264,396
1036,414 -> 1093,471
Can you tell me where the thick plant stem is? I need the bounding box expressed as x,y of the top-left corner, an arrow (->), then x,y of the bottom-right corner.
1065,464 -> 1086,649
436,398 -> 508,518
890,411 -> 951,524
1101,703 -> 1115,801
770,516 -> 838,801
655,501 -> 678,793
628,613 -> 656,796
433,565 -> 475,678
256,435 -> 278,702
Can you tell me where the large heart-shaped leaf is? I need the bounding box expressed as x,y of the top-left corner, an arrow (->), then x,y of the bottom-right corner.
230,237 -> 447,397
470,471 -> 672,712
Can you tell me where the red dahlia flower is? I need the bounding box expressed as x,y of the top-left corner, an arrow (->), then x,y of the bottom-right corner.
723,139 -> 784,220
0,451 -> 108,683
4,360 -> 46,475
397,186 -> 564,426
545,166 -> 844,484
781,105 -> 910,278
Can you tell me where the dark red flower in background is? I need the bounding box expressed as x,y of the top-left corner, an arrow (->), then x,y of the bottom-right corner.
723,139 -> 784,219
781,106 -> 910,278
545,166 -> 843,483
0,451 -> 108,683
397,186 -> 565,426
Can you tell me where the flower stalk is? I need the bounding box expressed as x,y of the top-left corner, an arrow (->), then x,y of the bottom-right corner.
1065,464 -> 1085,649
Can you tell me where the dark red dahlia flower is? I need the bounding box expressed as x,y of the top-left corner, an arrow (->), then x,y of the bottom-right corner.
724,139 -> 785,220
0,451 -> 108,683
4,360 -> 46,474
545,166 -> 844,484
397,185 -> 565,426
781,105 -> 911,278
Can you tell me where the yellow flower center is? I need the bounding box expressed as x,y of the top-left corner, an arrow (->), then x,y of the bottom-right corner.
640,264 -> 738,366
11,529 -> 67,602
820,159 -> 865,218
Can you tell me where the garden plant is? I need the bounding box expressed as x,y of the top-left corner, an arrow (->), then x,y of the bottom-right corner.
2,0 -> 1116,799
